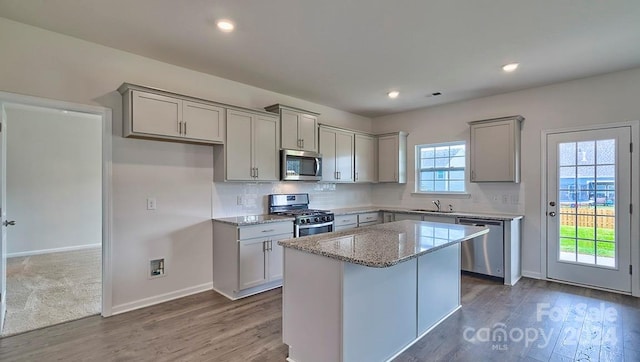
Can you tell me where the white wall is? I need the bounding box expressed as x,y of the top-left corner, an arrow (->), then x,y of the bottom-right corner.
0,17 -> 373,311
5,105 -> 102,256
372,67 -> 640,278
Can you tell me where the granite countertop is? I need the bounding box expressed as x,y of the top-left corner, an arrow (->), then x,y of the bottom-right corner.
278,220 -> 489,268
212,214 -> 294,226
331,206 -> 523,221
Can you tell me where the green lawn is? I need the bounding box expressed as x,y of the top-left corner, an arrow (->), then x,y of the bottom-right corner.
559,225 -> 615,257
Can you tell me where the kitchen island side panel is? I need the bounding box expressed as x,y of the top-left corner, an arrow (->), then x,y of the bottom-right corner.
417,243 -> 460,334
342,259 -> 417,362
282,248 -> 343,362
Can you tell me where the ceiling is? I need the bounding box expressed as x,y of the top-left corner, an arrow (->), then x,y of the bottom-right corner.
1,1 -> 639,118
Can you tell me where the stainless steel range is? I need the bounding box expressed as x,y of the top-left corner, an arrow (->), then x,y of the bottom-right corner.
268,193 -> 334,237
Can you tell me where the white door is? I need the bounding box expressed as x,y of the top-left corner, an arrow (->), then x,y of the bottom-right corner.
298,113 -> 317,152
355,134 -> 376,182
0,105 -> 7,331
280,109 -> 300,150
546,127 -> 632,292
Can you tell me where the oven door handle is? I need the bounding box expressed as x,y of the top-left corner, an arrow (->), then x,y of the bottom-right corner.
296,220 -> 334,236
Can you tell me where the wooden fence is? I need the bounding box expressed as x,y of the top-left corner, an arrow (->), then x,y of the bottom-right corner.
560,207 -> 615,229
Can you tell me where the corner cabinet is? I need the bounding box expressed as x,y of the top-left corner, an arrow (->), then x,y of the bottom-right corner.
355,134 -> 377,183
378,132 -> 408,183
213,220 -> 293,300
319,126 -> 355,182
265,104 -> 319,152
469,116 -> 523,183
119,83 -> 225,144
213,109 -> 279,181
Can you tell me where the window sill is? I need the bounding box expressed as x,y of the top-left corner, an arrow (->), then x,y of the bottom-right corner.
411,192 -> 471,199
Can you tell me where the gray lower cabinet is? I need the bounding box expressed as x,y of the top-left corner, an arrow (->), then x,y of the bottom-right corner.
357,212 -> 381,227
334,214 -> 358,232
213,220 -> 293,300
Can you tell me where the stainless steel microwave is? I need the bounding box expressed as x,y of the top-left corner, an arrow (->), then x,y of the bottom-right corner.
281,149 -> 322,181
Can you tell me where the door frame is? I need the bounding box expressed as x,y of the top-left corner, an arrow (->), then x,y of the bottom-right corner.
540,120 -> 640,297
0,91 -> 113,316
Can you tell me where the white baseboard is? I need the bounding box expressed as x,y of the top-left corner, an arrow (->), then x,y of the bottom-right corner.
522,270 -> 543,279
111,282 -> 213,315
7,243 -> 102,258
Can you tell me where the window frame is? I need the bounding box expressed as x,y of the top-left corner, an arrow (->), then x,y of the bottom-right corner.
415,141 -> 468,195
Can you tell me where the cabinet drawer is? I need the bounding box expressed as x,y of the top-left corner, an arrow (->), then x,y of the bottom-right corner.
239,222 -> 293,240
358,221 -> 380,228
358,212 -> 380,224
334,214 -> 358,227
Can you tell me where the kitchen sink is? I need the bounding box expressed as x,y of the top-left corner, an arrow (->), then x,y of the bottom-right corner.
410,209 -> 455,213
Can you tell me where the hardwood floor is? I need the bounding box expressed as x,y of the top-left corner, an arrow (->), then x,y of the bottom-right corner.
1,275 -> 639,361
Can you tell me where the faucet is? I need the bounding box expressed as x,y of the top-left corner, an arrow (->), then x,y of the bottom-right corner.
432,200 -> 441,212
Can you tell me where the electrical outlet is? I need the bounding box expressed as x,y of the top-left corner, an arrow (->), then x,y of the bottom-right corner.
510,195 -> 519,205
147,197 -> 157,210
237,196 -> 243,205
502,195 -> 509,204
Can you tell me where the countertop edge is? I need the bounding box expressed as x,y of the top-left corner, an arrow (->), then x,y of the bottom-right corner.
279,224 -> 489,268
331,206 -> 523,220
212,215 -> 295,226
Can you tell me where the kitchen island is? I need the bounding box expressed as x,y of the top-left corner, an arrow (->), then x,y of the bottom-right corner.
279,220 -> 489,362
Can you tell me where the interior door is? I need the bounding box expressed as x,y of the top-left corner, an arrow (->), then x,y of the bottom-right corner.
0,105 -> 7,331
546,126 -> 632,292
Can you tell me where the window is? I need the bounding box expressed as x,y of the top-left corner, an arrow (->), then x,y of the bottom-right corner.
416,141 -> 466,193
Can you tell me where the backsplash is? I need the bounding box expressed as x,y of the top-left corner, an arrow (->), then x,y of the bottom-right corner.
212,182 -> 372,217
372,181 -> 524,215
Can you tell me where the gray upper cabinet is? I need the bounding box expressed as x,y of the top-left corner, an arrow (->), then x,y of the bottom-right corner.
319,126 -> 355,183
469,116 -> 524,183
265,104 -> 319,152
355,134 -> 377,183
214,109 -> 280,182
377,132 -> 408,183
119,83 -> 225,144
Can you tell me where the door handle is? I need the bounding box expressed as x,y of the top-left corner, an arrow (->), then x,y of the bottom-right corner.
184,121 -> 187,135
548,212 -> 556,217
3,220 -> 16,226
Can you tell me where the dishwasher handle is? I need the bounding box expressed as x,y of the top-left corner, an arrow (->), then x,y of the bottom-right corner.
456,218 -> 503,227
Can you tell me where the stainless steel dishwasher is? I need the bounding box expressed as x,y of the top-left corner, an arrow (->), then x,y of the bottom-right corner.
456,218 -> 504,278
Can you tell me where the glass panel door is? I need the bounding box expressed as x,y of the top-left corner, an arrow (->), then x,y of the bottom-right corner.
547,127 -> 631,292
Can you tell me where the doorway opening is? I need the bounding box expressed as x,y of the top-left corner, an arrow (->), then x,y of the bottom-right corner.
0,97 -> 111,336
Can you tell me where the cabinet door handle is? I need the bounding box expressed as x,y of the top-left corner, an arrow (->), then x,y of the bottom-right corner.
184,121 -> 187,135
256,167 -> 259,179
262,240 -> 266,252
269,240 -> 273,251
301,139 -> 304,148
471,170 -> 476,181
261,229 -> 275,233
177,121 -> 181,134
355,172 -> 358,181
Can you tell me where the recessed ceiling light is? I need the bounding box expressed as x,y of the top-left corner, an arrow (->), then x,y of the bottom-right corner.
502,63 -> 519,72
217,19 -> 235,32
388,91 -> 399,99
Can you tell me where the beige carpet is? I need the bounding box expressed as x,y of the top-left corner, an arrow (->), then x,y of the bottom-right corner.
2,247 -> 101,337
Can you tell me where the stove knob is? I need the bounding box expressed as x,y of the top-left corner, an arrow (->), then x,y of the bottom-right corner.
306,218 -> 311,224
300,219 -> 306,224
328,215 -> 333,221
321,216 -> 327,221
314,217 -> 319,222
